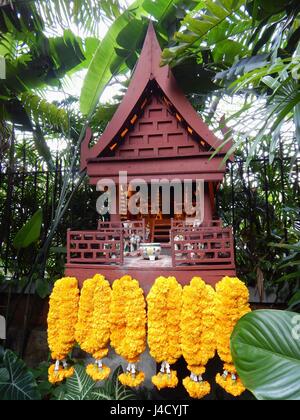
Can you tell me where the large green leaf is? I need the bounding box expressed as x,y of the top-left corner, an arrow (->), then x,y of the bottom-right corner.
115,18 -> 147,69
231,310 -> 300,400
0,350 -> 41,400
68,37 -> 101,75
79,0 -> 145,116
13,209 -> 43,249
63,365 -> 96,400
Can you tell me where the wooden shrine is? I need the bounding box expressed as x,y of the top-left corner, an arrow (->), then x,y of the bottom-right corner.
65,22 -> 236,290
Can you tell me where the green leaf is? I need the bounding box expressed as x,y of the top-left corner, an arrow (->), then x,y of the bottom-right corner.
36,278 -> 51,299
172,58 -> 219,94
0,368 -> 9,383
101,365 -> 135,400
79,0 -> 145,116
58,365 -> 135,400
115,18 -> 148,70
50,246 -> 67,254
20,92 -> 69,134
288,291 -> 300,310
0,350 -> 41,400
33,125 -> 54,170
275,271 -> 300,283
231,310 -> 300,400
116,19 -> 146,50
270,241 -> 300,251
68,37 -> 100,75
294,102 -> 300,153
162,0 -> 247,67
49,29 -> 85,75
213,39 -> 246,65
13,209 -> 43,249
0,56 -> 5,79
279,260 -> 300,269
62,365 -> 96,400
143,0 -> 181,27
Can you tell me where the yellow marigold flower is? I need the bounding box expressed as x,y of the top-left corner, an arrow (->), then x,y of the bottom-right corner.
76,275 -> 111,357
214,276 -> 251,397
86,363 -> 111,381
183,376 -> 211,399
110,275 -> 147,387
147,276 -> 182,364
147,276 -> 182,390
47,277 -> 79,382
119,371 -> 145,388
180,277 -> 215,399
75,276 -> 99,354
216,373 -> 246,397
75,274 -> 112,380
152,370 -> 178,390
48,363 -> 75,384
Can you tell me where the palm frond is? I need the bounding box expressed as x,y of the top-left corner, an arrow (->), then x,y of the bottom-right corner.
1,1 -> 122,37
34,0 -> 122,35
20,92 -> 69,132
161,0 -> 250,67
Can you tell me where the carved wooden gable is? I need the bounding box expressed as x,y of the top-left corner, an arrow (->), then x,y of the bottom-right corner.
111,93 -> 208,160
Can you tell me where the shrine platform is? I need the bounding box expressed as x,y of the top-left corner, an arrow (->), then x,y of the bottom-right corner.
65,220 -> 236,291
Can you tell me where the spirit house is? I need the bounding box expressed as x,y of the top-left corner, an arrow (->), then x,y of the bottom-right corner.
66,22 -> 236,290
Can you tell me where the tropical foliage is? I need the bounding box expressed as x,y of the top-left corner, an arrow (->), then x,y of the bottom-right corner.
0,346 -> 134,401
161,0 -> 300,163
0,347 -> 41,400
231,310 -> 300,400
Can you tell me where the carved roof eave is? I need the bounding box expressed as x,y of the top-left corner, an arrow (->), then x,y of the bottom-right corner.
81,22 -> 233,171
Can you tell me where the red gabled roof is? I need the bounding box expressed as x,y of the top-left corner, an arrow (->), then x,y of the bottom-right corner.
81,21 -> 233,170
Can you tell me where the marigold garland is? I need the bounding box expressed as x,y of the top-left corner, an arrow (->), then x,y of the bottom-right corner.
110,275 -> 147,387
47,277 -> 79,384
215,276 -> 251,396
147,276 -> 182,389
75,274 -> 112,381
181,277 -> 216,399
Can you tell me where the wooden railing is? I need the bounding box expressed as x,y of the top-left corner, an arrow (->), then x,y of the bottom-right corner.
97,220 -> 146,240
170,225 -> 235,268
171,218 -> 223,229
67,229 -> 124,265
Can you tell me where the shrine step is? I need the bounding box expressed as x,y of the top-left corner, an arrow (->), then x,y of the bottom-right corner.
153,220 -> 171,243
